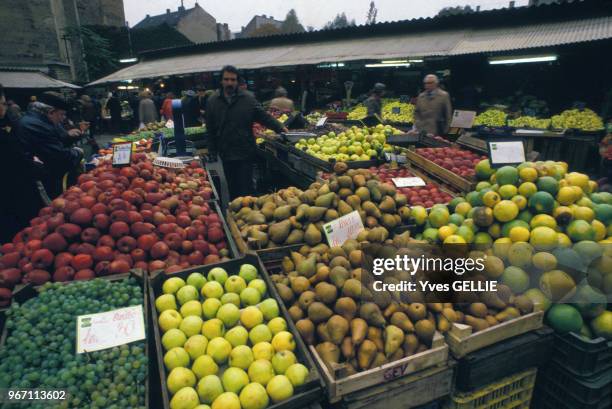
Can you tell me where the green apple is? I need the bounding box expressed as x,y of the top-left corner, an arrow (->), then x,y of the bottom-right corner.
184,335 -> 208,360
211,392 -> 240,409
197,374 -> 223,404
192,355 -> 219,379
239,288 -> 261,307
162,329 -> 187,350
240,306 -> 263,329
267,317 -> 287,335
249,324 -> 272,345
220,293 -> 241,307
177,285 -> 199,305
202,318 -> 225,339
271,350 -> 297,374
225,326 -> 249,347
238,264 -> 258,283
258,298 -> 279,321
202,281 -> 224,299
164,347 -> 190,370
216,303 -> 240,327
159,309 -> 183,332
206,337 -> 232,364
266,375 -> 294,403
248,279 -> 267,296
285,363 -> 309,387
207,267 -> 228,285
239,382 -> 269,409
179,316 -> 204,338
170,386 -> 199,409
156,294 -> 178,313
202,298 -> 222,319
271,331 -> 295,352
252,342 -> 274,361
167,367 -> 196,395
221,367 -> 249,394
163,277 -> 186,295
194,405 -> 211,409
247,359 -> 275,386
180,300 -> 202,318
229,345 -> 254,370
187,272 -> 207,290
224,276 -> 247,294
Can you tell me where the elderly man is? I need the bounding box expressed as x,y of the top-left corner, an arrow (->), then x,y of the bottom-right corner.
414,74 -> 452,135
364,83 -> 386,117
270,87 -> 294,112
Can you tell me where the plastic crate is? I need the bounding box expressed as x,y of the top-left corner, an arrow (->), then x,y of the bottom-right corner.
552,332 -> 612,377
445,368 -> 537,409
455,327 -> 553,391
533,362 -> 612,409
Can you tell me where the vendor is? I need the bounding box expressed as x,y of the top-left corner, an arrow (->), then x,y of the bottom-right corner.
206,65 -> 288,199
414,74 -> 452,135
17,92 -> 84,199
269,87 -> 294,112
364,83 -> 386,117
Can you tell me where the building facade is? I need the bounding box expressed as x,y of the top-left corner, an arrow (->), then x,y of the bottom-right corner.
77,0 -> 125,27
239,15 -> 284,38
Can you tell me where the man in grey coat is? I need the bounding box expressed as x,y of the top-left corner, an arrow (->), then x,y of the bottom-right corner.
138,91 -> 158,126
414,74 -> 452,136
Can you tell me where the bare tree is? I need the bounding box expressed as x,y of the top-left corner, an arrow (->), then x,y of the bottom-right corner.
324,13 -> 356,30
366,1 -> 378,24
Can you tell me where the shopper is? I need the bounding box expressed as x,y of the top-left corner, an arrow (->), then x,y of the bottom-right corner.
6,100 -> 22,125
17,92 -> 84,199
196,87 -> 209,118
160,92 -> 175,121
0,85 -> 47,242
269,87 -> 294,112
138,91 -> 158,127
364,83 -> 386,116
107,92 -> 122,132
182,90 -> 201,127
205,65 -> 288,198
414,74 -> 453,135
79,95 -> 97,135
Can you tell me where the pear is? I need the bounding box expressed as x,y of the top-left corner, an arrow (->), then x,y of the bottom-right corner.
306,206 -> 327,222
316,342 -> 340,367
298,291 -> 316,310
300,189 -> 318,205
342,279 -> 362,299
304,224 -> 322,246
346,195 -> 362,211
324,209 -> 339,222
403,334 -> 419,356
353,174 -> 366,187
327,315 -> 349,345
415,319 -> 435,345
307,302 -> 333,323
317,323 -> 331,342
337,176 -> 353,189
337,200 -> 353,216
367,327 -> 384,351
288,305 -> 304,321
290,276 -> 310,294
379,196 -> 396,213
275,283 -> 294,304
362,201 -> 381,218
329,266 -> 350,288
290,251 -> 305,267
297,255 -> 316,278
372,352 -> 387,367
247,211 -> 266,225
269,220 -> 291,244
390,312 -> 414,333
296,319 -> 315,345
384,325 -> 405,357
341,337 -> 354,360
314,282 -> 338,305
359,302 -> 385,327
315,192 -> 335,208
350,318 -> 368,345
355,187 -> 371,202
357,340 -> 377,370
286,229 -> 304,245
334,297 -> 357,321
281,257 -> 294,274
480,291 -> 506,309
295,204 -> 309,221
261,202 -> 276,220
248,230 -> 269,248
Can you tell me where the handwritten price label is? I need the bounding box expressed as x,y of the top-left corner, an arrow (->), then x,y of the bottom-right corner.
323,211 -> 365,247
112,142 -> 132,168
392,177 -> 426,187
76,305 -> 145,353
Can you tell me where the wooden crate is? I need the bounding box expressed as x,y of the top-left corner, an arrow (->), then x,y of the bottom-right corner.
341,362 -> 454,409
311,332 -> 449,402
445,305 -> 544,358
403,149 -> 476,193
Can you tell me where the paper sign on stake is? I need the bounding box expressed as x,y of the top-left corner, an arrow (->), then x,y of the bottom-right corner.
392,177 -> 426,187
315,116 -> 328,127
76,305 -> 145,353
112,142 -> 132,168
323,211 -> 365,247
488,140 -> 526,166
450,110 -> 476,129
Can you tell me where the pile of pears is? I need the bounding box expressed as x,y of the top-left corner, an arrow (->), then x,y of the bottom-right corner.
229,163 -> 412,251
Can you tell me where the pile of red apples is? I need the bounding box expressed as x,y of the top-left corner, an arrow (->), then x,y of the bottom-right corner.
415,147 -> 486,178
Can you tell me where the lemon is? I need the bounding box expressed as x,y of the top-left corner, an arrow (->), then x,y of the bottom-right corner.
438,225 -> 456,242
455,202 -> 472,217
557,186 -> 577,206
444,234 -> 467,244
488,223 -> 501,239
512,195 -> 527,210
499,185 -> 518,199
519,167 -> 538,182
493,200 -> 519,223
532,252 -> 557,271
557,233 -> 572,247
519,182 -> 538,198
509,227 -> 530,242
574,206 -> 595,222
493,237 -> 513,259
592,220 -> 606,241
530,214 -> 557,229
530,226 -> 559,251
483,191 -> 501,208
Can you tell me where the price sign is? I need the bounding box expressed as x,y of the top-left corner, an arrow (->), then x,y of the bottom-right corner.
315,116 -> 328,127
392,107 -> 401,114
450,110 -> 477,129
392,177 -> 426,187
400,95 -> 410,103
515,129 -> 545,135
487,140 -> 525,167
323,211 -> 365,247
112,142 -> 132,168
76,305 -> 145,353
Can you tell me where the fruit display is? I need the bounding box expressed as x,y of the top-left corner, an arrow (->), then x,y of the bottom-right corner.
229,164 -> 413,251
114,126 -> 206,144
0,154 -> 231,305
551,108 -> 604,131
415,147 -> 487,178
293,125 -> 400,162
507,116 -> 551,130
481,93 -> 550,118
306,111 -> 325,125
253,110 -> 289,138
347,100 -> 415,123
0,277 -> 148,408
153,264 -> 312,409
473,109 -> 508,127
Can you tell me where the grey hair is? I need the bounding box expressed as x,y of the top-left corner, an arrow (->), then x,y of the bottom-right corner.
30,101 -> 54,115
424,74 -> 439,84
275,87 -> 288,97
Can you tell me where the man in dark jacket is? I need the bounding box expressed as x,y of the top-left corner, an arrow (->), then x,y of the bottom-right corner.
17,92 -> 84,199
206,65 -> 287,198
182,90 -> 201,127
364,83 -> 386,117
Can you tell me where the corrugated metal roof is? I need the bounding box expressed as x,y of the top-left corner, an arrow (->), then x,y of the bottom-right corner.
0,71 -> 81,89
88,14 -> 612,86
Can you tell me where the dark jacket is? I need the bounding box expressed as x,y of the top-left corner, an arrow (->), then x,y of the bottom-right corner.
364,96 -> 382,116
17,111 -> 83,198
182,96 -> 201,127
205,89 -> 284,161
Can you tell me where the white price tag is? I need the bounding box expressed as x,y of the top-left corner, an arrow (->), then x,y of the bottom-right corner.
385,152 -> 397,162
315,117 -> 328,127
76,305 -> 145,353
515,129 -> 545,135
392,177 -> 426,187
396,155 -> 407,164
112,142 -> 132,167
450,110 -> 477,129
488,140 -> 525,166
323,211 -> 365,247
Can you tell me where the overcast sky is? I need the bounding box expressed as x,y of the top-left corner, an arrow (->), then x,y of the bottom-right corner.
124,0 -> 530,31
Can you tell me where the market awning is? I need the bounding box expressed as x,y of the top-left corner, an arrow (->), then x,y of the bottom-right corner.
88,15 -> 612,86
0,71 -> 81,89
